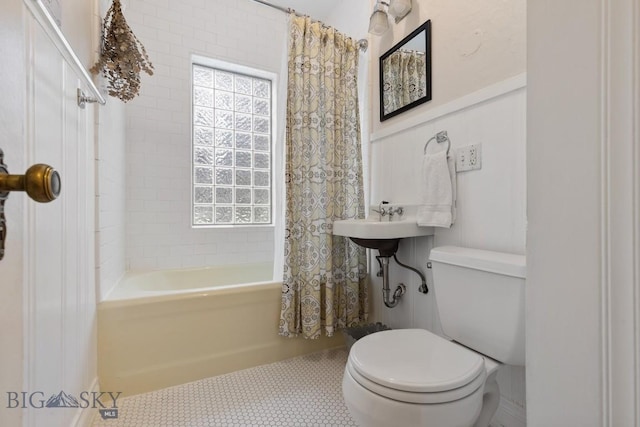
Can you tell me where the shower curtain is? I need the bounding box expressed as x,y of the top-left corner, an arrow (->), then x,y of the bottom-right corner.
382,50 -> 426,114
279,15 -> 368,339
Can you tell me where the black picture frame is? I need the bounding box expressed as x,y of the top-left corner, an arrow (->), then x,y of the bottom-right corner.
379,20 -> 432,122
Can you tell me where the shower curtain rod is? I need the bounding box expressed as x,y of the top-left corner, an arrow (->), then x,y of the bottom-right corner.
251,0 -> 369,52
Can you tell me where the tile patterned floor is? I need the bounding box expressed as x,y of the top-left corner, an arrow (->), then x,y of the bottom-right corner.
92,348 -> 357,427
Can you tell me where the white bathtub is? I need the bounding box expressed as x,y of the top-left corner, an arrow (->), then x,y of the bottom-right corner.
106,262 -> 275,300
98,263 -> 344,396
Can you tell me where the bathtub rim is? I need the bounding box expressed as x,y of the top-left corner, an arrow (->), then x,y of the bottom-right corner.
101,262 -> 280,309
100,280 -> 283,309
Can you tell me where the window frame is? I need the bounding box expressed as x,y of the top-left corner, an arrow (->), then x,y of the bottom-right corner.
190,55 -> 277,228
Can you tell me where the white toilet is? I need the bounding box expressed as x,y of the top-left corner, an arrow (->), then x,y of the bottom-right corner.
342,246 -> 526,427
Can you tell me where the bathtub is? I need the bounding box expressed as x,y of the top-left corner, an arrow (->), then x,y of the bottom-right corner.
98,263 -> 344,396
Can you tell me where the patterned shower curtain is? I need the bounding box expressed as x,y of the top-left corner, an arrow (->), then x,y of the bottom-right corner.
279,15 -> 368,339
382,50 -> 427,114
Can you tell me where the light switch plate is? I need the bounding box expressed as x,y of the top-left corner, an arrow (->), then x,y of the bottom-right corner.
455,144 -> 482,172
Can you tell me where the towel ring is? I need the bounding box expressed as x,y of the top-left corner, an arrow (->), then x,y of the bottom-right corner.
424,131 -> 451,155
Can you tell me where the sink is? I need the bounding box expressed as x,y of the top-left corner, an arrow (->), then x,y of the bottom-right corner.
333,217 -> 432,239
334,205 -> 433,301
332,205 -> 434,240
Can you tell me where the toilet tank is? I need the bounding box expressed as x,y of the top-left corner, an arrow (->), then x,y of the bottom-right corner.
429,246 -> 526,366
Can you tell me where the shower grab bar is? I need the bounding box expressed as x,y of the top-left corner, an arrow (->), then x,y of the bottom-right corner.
25,0 -> 106,107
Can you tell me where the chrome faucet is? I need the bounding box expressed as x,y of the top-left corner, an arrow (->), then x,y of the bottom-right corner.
388,206 -> 404,220
371,201 -> 390,221
372,202 -> 404,221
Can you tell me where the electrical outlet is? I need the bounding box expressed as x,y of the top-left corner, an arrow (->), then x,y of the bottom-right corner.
455,144 -> 482,172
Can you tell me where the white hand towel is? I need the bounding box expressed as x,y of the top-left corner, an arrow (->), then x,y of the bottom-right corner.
449,153 -> 457,224
417,150 -> 457,228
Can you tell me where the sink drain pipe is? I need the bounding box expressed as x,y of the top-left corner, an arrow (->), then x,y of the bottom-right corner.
375,253 -> 429,308
393,254 -> 428,294
376,255 -> 406,308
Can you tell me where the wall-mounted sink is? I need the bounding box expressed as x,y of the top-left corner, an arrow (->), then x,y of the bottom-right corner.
333,205 -> 434,240
333,205 -> 433,304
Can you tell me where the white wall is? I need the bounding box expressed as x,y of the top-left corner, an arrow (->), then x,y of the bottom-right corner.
371,83 -> 527,255
96,97 -> 127,300
124,0 -> 287,272
367,1 -> 527,425
94,0 -> 127,303
526,2 -> 603,420
527,0 -> 640,425
371,0 -> 526,134
0,1 -> 27,425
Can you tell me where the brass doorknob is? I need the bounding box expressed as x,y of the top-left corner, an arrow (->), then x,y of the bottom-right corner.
0,164 -> 61,203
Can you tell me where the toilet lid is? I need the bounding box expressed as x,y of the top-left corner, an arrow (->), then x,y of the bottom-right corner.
346,359 -> 486,404
349,329 -> 485,393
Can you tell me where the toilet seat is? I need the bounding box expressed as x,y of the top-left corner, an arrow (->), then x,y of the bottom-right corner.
348,329 -> 486,404
346,359 -> 486,404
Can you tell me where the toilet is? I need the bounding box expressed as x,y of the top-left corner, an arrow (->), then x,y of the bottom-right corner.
342,246 -> 526,427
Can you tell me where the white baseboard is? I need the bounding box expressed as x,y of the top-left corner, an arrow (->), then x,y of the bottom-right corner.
490,397 -> 526,427
71,377 -> 99,427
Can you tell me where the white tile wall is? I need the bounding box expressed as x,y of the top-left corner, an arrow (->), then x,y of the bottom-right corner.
124,0 -> 286,272
96,98 -> 127,300
368,84 -> 527,425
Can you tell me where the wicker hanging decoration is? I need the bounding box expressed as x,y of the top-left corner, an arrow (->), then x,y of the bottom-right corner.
91,0 -> 154,102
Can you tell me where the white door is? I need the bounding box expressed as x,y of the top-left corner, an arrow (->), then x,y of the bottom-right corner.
0,0 -> 30,425
0,1 -> 98,426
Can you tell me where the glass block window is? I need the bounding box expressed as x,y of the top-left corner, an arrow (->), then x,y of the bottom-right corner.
192,62 -> 273,226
